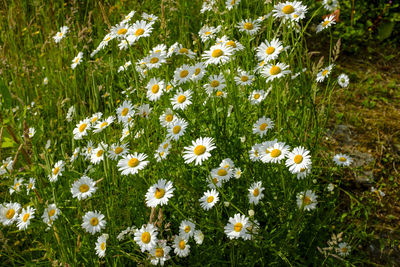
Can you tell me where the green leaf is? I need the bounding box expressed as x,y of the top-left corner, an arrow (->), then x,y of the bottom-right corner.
377,21 -> 395,41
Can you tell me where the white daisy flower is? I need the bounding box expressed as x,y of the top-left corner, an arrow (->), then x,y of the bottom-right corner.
9,177 -> 24,195
248,181 -> 265,205
28,127 -> 36,138
226,0 -> 241,10
198,25 -> 220,43
151,44 -> 167,56
150,240 -> 171,266
203,74 -> 226,95
199,189 -> 219,210
146,78 -> 165,101
296,190 -> 318,211
202,43 -> 233,66
121,10 -> 136,24
171,89 -> 193,110
249,89 -> 267,105
71,176 -> 97,200
256,38 -> 284,62
173,235 -> 190,257
127,20 -> 153,44
145,51 -> 166,69
82,210 -> 106,235
272,1 -> 308,22
17,206 -> 35,230
93,116 -> 114,133
337,73 -> 349,87
73,118 -> 91,140
145,179 -> 175,208
108,143 -> 129,160
182,137 -> 216,165
134,224 -> 158,252
90,112 -> 103,124
333,153 -> 352,167
337,242 -> 351,257
142,12 -> 158,22
174,64 -> 193,85
90,143 -> 107,165
159,108 -> 178,127
261,63 -> 291,82
224,213 -> 249,239
191,62 -> 207,82
70,147 -> 80,163
26,177 -> 36,194
261,140 -> 290,164
118,153 -> 149,175
236,19 -> 261,35
179,220 -> 196,239
53,26 -> 69,43
252,117 -> 274,137
194,230 -> 204,245
121,127 -> 131,141
211,166 -> 233,182
316,15 -> 336,33
111,22 -> 131,40
234,70 -> 254,86
234,168 -> 242,179
118,61 -> 132,72
0,202 -> 21,226
323,0 -> 339,11
82,141 -> 94,161
95,234 -> 108,258
71,52 -> 83,69
316,64 -> 334,83
207,175 -> 224,189
249,143 -> 263,162
42,203 -> 60,226
175,44 -> 196,58
136,103 -> 152,118
166,118 -> 188,141
49,160 -> 65,182
285,146 -> 312,174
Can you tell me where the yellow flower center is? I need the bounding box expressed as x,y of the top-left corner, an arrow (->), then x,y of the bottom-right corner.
90,217 -> 99,226
177,95 -> 186,103
14,183 -> 20,190
151,84 -> 160,93
213,177 -> 218,184
217,169 -> 227,176
253,188 -> 260,197
294,155 -> 303,164
28,183 -> 33,189
96,150 -> 103,157
48,209 -> 56,217
234,222 -> 243,232
166,85 -> 172,91
135,28 -> 144,36
100,122 -> 108,128
254,93 -> 260,99
23,213 -> 30,222
165,115 -> 173,122
79,184 -> 89,193
244,22 -> 254,30
210,80 -> 220,87
115,147 -> 123,154
155,188 -> 165,199
194,145 -> 206,155
207,196 -> 214,203
91,117 -> 98,123
121,108 -> 129,116
79,123 -> 87,132
211,49 -> 223,58
303,196 -> 311,205
266,46 -> 275,55
172,125 -> 181,134
216,91 -> 223,97
322,21 -> 330,27
341,247 -> 348,253
282,5 -> 295,14
180,70 -> 189,78
270,149 -> 281,158
226,40 -> 236,48
205,31 -> 211,35
184,226 -> 191,233
179,240 -> 186,249
100,242 -> 106,250
117,28 -> 127,35
241,76 -> 249,82
155,248 -> 164,257
59,32 -> 63,37
6,209 -> 15,219
128,158 -> 139,167
74,58 -> 80,63
53,167 -> 60,175
322,70 -> 329,76
270,65 -> 281,75
163,143 -> 169,149
259,123 -> 268,131
141,232 -> 151,243
339,157 -> 347,162
150,57 -> 159,64
179,48 -> 189,54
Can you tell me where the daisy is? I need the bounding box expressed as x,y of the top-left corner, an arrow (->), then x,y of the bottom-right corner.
323,0 -> 339,12
9,177 -> 24,195
249,143 -> 263,162
118,153 -> 149,175
252,117 -> 274,137
145,179 -> 175,207
316,15 -> 336,33
224,213 -> 249,239
71,52 -> 83,69
154,148 -> 169,162
316,64 -> 334,83
118,61 -> 132,72
182,137 -> 216,165
73,118 -> 91,140
333,153 -> 352,167
337,242 -> 351,257
296,190 -> 318,211
198,25 -> 219,43
171,89 -> 193,110
261,63 -> 291,82
201,1 -> 215,13
202,43 -> 233,66
53,26 -> 69,43
49,160 -> 65,182
0,202 -> 21,226
26,177 -> 36,194
70,147 -> 80,163
248,181 -> 265,205
146,78 -> 165,101
159,108 -> 177,127
150,240 -> 171,266
173,235 -> 190,257
226,0 -> 241,10
296,166 -> 312,180
234,168 -> 242,179
211,166 -> 233,182
127,20 -> 153,44
93,116 -> 114,133
82,141 -> 94,161
42,203 -> 60,226
261,140 -> 290,164
256,38 -> 284,62
234,70 -> 254,86
220,158 -> 235,170
108,143 -> 129,160
121,10 -> 136,24
121,127 -> 131,141
145,51 -> 166,69
136,103 -> 152,118
285,146 -> 312,174
167,42 -> 179,57
95,234 -> 108,258
243,220 -> 260,240
0,157 -> 13,175
82,210 -> 106,235
43,77 -> 48,85
194,230 -> 204,245
90,112 -> 103,124
191,62 -> 207,82
236,19 -> 261,35
134,224 -> 158,252
199,189 -> 219,210
142,12 -> 158,22
174,64 -> 193,85
71,176 -> 97,200
17,206 -> 35,230
166,118 -> 188,141
249,89 -> 267,104
337,73 -> 349,87
90,143 -> 107,165
203,74 -> 226,95
179,220 -> 196,239
217,36 -> 245,54
175,44 -> 196,58
273,1 -> 308,22
28,127 -> 36,138
152,44 -> 167,56
207,175 -> 224,189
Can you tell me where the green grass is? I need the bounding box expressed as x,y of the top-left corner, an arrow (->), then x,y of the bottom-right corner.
0,0 -> 384,265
